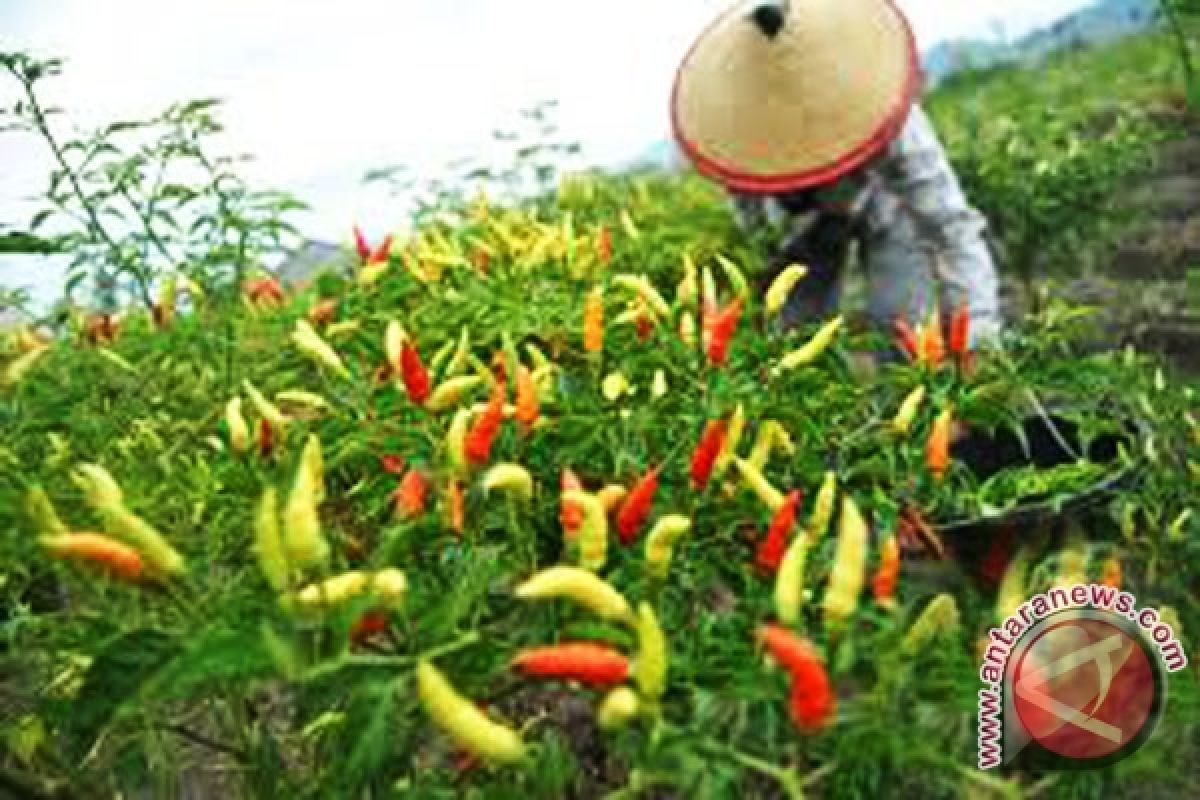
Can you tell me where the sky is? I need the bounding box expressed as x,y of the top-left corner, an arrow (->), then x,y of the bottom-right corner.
0,0 -> 1091,308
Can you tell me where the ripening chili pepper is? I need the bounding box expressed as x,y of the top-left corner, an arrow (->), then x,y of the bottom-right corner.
417,661 -> 526,766
872,534 -> 900,610
512,643 -> 631,686
892,385 -> 926,436
893,316 -> 919,360
597,224 -> 612,264
514,366 -> 539,429
400,342 -> 431,404
949,300 -> 970,359
465,382 -> 506,466
447,479 -> 466,534
822,495 -> 868,626
920,308 -> 945,368
350,610 -> 389,646
598,687 -> 640,730
514,565 -> 631,621
774,532 -> 811,626
560,468 -> 585,538
616,467 -> 659,545
25,487 -> 68,537
353,225 -> 371,263
395,468 -> 428,518
705,297 -> 744,366
635,602 -> 667,701
583,287 -> 604,353
690,419 -> 727,490
91,500 -> 185,577
40,532 -> 144,582
1101,556 -> 1122,589
756,490 -> 803,575
643,514 -> 693,580
926,408 -> 954,481
309,297 -> 338,327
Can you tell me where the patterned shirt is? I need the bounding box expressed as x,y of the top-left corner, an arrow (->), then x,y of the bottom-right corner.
728,104 -> 1001,345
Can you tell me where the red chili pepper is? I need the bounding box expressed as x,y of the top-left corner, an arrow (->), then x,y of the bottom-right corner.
380,454 -> 406,475
395,468 -> 428,518
755,490 -> 802,574
635,313 -> 654,342
465,382 -> 506,466
949,301 -> 970,358
689,419 -> 727,490
370,233 -> 393,264
597,225 -> 612,264
616,466 -> 659,545
474,247 -> 490,272
350,610 -> 389,645
759,625 -> 835,732
706,298 -> 744,367
400,342 -> 431,404
353,225 -> 371,263
257,418 -> 274,459
512,642 -> 630,686
893,316 -> 919,360
560,468 -> 585,537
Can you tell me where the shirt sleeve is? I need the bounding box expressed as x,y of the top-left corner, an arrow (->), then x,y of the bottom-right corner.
879,105 -> 1001,345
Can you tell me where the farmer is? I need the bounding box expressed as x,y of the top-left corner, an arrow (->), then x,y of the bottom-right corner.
670,0 -> 1000,349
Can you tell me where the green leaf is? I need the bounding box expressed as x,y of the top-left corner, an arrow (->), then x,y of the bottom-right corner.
143,622 -> 275,701
59,628 -> 182,760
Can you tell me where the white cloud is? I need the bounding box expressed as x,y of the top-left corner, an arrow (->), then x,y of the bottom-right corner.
1,0 -> 1089,305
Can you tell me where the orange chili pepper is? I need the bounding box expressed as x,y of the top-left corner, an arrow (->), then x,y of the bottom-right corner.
560,468 -> 585,538
465,382 -> 506,466
584,288 -> 604,353
1101,556 -> 1122,589
309,298 -> 338,327
40,532 -> 144,582
447,479 -> 466,534
514,366 -> 539,429
512,642 -> 630,686
921,310 -> 945,369
597,224 -> 612,264
927,408 -> 953,481
872,534 -> 900,609
395,468 -> 428,518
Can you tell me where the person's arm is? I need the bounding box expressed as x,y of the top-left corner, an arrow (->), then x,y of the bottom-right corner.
882,106 -> 1001,347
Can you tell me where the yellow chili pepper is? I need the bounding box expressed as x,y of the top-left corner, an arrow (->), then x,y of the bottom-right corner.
385,320 -> 406,368
255,487 -> 288,590
285,568 -> 407,612
482,463 -> 534,500
903,594 -> 961,654
441,326 -> 472,378
597,687 -> 640,730
713,403 -> 746,480
325,320 -> 361,338
71,463 -> 125,510
100,504 -> 186,577
274,389 -> 329,412
892,385 -> 926,436
634,602 -> 667,702
746,420 -> 791,472
765,265 -> 807,316
225,397 -> 250,454
563,489 -> 609,571
514,565 -> 631,621
26,487 -> 69,537
822,495 -> 868,626
643,514 -> 693,580
612,275 -> 670,319
715,254 -> 749,301
446,409 -> 471,477
282,453 -> 329,569
425,375 -> 484,412
596,485 -> 628,515
808,471 -> 838,540
291,319 -> 349,378
679,311 -> 697,345
677,254 -> 699,307
358,260 -> 389,286
651,369 -> 668,398
602,371 -> 632,402
2,344 -> 50,387
774,315 -> 844,373
243,380 -> 288,433
417,661 -> 526,765
774,531 -> 811,626
733,458 -> 786,512
300,433 -> 325,504
619,209 -> 641,241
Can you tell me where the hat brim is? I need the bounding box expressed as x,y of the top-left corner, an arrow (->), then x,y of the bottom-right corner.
671,0 -> 922,194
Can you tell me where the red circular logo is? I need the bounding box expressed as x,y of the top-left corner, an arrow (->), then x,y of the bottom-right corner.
1012,617 -> 1158,761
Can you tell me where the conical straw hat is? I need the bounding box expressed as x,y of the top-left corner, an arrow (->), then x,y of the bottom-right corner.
671,0 -> 920,193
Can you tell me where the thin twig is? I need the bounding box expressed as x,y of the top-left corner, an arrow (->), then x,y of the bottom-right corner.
160,724 -> 250,762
